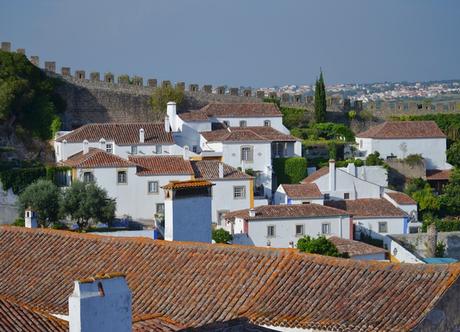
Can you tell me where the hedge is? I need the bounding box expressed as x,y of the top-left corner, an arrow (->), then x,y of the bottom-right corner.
273,157 -> 307,186
422,219 -> 460,232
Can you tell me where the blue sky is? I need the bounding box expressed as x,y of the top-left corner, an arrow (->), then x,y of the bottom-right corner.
1,0 -> 459,87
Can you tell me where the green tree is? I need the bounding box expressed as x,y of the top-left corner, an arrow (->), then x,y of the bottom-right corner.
297,235 -> 348,258
60,181 -> 116,230
365,151 -> 384,166
273,157 -> 307,185
314,70 -> 327,123
18,179 -> 61,227
447,141 -> 460,168
212,228 -> 233,244
440,168 -> 460,216
150,85 -> 185,117
412,184 -> 440,216
405,178 -> 429,196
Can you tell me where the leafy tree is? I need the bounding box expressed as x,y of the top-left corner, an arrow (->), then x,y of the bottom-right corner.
273,157 -> 307,185
314,70 -> 327,123
280,106 -> 308,130
61,181 -> 115,230
212,228 -> 233,244
405,178 -> 429,196
0,50 -> 64,139
365,151 -> 384,166
150,85 -> 185,116
440,168 -> 460,216
447,141 -> 460,168
297,235 -> 348,258
412,184 -> 440,216
18,179 -> 60,227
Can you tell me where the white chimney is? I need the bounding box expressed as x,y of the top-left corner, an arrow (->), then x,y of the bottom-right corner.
167,102 -> 177,132
249,208 -> 256,218
99,138 -> 106,150
164,115 -> 170,133
183,145 -> 190,160
62,139 -> 68,161
139,128 -> 145,143
69,274 -> 132,332
347,162 -> 357,177
328,159 -> 336,192
218,162 -> 224,178
83,140 -> 89,154
24,208 -> 37,228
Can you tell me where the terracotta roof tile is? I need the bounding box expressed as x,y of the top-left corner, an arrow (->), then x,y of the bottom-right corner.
301,166 -> 329,183
201,126 -> 298,142
1,227 -> 460,331
225,204 -> 348,221
162,180 -> 214,190
129,156 -> 194,176
386,191 -> 417,205
326,198 -> 407,218
191,160 -> 251,180
328,236 -> 387,258
426,169 -> 452,180
356,121 -> 446,139
281,183 -> 322,199
133,314 -> 185,332
56,123 -> 174,145
62,148 -> 137,168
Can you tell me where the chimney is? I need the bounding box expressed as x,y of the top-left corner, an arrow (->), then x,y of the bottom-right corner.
248,208 -> 256,218
99,138 -> 106,150
218,162 -> 224,178
69,273 -> 132,332
347,162 -> 357,177
426,223 -> 438,258
83,140 -> 89,154
24,208 -> 37,228
139,128 -> 145,143
167,102 -> 177,132
164,115 -> 170,133
328,159 -> 336,192
183,145 -> 190,160
62,139 -> 68,161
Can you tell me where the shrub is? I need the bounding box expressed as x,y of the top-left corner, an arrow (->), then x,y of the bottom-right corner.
404,154 -> 423,166
212,228 -> 233,244
13,218 -> 25,227
150,85 -> 185,116
280,106 -> 308,130
0,167 -> 46,194
297,235 -> 348,258
435,241 -> 446,258
365,151 -> 384,166
447,141 -> 460,168
273,157 -> 307,186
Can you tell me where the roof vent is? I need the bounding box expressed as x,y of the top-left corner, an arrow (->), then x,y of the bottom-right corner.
139,128 -> 145,143
249,208 -> 256,218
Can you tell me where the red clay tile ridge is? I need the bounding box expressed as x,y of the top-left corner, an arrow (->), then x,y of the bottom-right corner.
191,160 -> 252,180
329,236 -> 387,258
386,191 -> 417,205
426,169 -> 452,181
162,179 -> 214,190
356,121 -> 446,139
178,103 -> 282,121
62,148 -> 137,168
281,183 -> 323,199
326,198 -> 407,218
129,155 -> 194,176
301,166 -> 329,183
201,126 -> 299,143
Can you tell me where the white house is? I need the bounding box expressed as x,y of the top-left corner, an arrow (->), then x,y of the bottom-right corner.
384,190 -> 421,233
274,183 -> 324,205
356,121 -> 451,170
325,198 -> 409,240
301,160 -> 384,200
224,204 -> 353,248
54,122 -> 184,162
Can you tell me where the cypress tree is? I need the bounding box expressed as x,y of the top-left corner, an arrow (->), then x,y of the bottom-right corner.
314,70 -> 327,123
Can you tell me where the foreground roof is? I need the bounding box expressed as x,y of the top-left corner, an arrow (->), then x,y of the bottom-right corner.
191,160 -> 251,180
225,204 -> 348,221
62,148 -> 137,168
1,227 -> 460,331
281,183 -> 322,199
356,121 -> 446,139
56,123 -> 174,145
326,198 -> 407,218
178,103 -> 282,121
201,126 -> 298,142
128,155 -> 194,176
328,236 -> 387,258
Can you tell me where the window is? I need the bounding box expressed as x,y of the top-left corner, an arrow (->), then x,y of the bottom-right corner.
106,143 -> 113,154
344,193 -> 350,199
131,145 -> 138,155
267,225 -> 275,238
192,145 -> 198,153
239,120 -> 247,127
324,193 -> 330,200
264,120 -> 271,127
148,181 -> 159,194
295,224 -> 304,236
321,223 -> 331,235
302,201 -> 310,204
83,172 -> 94,183
378,222 -> 388,233
241,146 -> 253,162
117,171 -> 127,184
156,203 -> 165,214
217,210 -> 229,226
233,186 -> 246,199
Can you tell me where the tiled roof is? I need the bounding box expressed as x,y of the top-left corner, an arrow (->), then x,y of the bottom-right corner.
132,314 -> 186,332
129,156 -> 194,176
326,198 -> 407,218
281,183 -> 322,199
1,227 -> 460,331
0,296 -> 67,331
201,126 -> 298,142
426,169 -> 452,180
301,166 -> 329,183
162,180 -> 214,190
328,236 -> 387,258
356,121 -> 446,139
225,204 -> 348,221
386,191 -> 417,205
191,160 -> 252,180
62,148 -> 137,168
56,123 -> 174,145
178,103 -> 282,121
